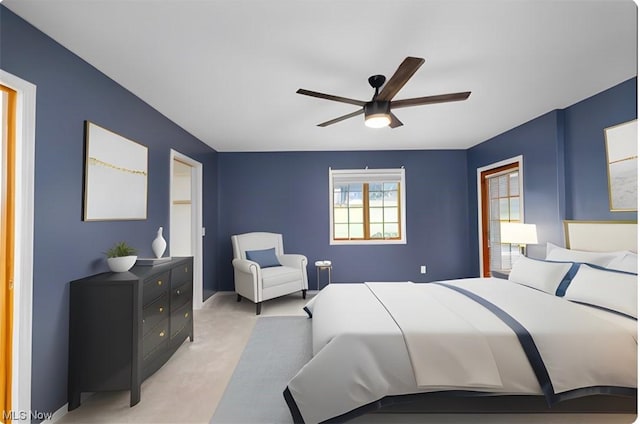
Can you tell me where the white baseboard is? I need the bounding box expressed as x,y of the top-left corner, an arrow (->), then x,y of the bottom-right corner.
44,403 -> 67,423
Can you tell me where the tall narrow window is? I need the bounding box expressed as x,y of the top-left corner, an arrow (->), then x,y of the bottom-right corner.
330,168 -> 406,245
479,159 -> 523,276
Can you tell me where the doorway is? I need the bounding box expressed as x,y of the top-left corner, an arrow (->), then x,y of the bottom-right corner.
169,150 -> 203,309
0,70 -> 36,421
477,156 -> 524,277
1,83 -> 17,422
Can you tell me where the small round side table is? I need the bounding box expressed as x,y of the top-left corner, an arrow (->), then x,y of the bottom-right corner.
315,263 -> 332,290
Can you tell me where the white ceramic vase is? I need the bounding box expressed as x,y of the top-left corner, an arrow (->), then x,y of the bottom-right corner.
107,256 -> 137,272
152,226 -> 167,258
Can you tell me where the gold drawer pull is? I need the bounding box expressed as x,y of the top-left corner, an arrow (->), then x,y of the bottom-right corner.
176,289 -> 181,296
159,331 -> 165,337
157,280 -> 163,286
159,307 -> 164,313
184,312 -> 189,318
185,267 -> 188,273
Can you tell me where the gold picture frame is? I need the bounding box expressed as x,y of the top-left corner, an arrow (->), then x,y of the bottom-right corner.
83,121 -> 148,221
604,119 -> 637,212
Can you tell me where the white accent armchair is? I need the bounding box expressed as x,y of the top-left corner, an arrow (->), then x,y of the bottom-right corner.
231,232 -> 308,315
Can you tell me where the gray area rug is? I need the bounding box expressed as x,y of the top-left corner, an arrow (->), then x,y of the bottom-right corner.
210,316 -> 312,424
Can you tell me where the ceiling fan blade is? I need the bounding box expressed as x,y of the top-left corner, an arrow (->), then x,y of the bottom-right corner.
389,113 -> 403,129
317,109 -> 364,127
297,89 -> 366,107
391,91 -> 471,109
376,57 -> 425,101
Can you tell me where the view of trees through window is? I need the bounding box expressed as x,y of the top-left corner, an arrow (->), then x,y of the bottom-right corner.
333,182 -> 400,240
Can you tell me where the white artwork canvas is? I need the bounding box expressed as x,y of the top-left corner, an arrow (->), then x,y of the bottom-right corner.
83,121 -> 148,220
605,119 -> 637,212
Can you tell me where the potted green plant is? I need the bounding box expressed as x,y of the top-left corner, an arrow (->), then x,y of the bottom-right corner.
105,241 -> 138,272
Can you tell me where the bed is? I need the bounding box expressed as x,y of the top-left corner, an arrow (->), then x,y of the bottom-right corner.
283,220 -> 638,423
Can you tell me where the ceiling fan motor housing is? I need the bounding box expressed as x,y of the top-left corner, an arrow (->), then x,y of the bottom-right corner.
365,101 -> 390,116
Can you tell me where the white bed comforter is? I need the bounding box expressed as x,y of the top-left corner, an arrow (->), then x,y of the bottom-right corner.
286,278 -> 637,424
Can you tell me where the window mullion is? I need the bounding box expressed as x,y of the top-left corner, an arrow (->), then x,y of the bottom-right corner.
363,184 -> 370,239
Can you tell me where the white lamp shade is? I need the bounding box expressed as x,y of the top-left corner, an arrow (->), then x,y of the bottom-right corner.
500,222 -> 538,245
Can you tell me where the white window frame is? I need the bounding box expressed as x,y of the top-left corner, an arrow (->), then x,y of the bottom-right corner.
329,168 -> 407,245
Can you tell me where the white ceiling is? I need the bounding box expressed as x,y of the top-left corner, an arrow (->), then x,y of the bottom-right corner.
4,0 -> 637,152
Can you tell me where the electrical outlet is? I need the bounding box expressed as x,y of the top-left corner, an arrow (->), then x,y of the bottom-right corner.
420,265 -> 427,274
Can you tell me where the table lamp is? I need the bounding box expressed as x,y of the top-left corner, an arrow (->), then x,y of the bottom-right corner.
500,222 -> 538,255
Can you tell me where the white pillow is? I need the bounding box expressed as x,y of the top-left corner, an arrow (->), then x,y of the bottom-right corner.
545,242 -> 621,267
508,256 -> 573,294
564,264 -> 637,318
606,251 -> 638,274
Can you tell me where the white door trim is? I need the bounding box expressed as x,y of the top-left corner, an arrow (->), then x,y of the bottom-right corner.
476,155 -> 524,277
169,149 -> 204,309
1,69 -> 36,422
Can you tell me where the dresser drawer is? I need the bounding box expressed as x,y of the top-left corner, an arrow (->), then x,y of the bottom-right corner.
142,293 -> 169,336
142,319 -> 169,359
171,281 -> 192,311
170,261 -> 193,289
143,271 -> 170,306
170,301 -> 192,339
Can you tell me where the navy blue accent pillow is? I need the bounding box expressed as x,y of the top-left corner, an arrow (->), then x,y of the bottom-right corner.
246,247 -> 281,268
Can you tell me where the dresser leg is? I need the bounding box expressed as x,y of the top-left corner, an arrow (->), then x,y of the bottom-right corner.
68,391 -> 81,411
256,302 -> 262,315
236,294 -> 241,302
130,386 -> 141,407
302,289 -> 307,299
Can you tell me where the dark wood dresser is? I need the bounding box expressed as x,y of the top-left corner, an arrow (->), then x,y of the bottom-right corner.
68,256 -> 194,410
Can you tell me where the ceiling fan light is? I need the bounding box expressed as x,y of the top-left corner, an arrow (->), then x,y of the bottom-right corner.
364,101 -> 391,128
365,114 -> 392,128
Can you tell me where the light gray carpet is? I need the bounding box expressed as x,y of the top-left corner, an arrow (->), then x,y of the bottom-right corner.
210,316 -> 312,424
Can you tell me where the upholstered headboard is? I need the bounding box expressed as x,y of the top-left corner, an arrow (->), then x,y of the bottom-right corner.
564,220 -> 637,253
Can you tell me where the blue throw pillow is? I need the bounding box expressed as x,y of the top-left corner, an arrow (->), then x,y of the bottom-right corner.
246,248 -> 281,268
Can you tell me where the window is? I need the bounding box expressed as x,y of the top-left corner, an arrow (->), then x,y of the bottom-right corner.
329,168 -> 406,244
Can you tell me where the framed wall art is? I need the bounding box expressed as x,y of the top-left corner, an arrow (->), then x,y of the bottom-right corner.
604,119 -> 637,212
83,121 -> 148,221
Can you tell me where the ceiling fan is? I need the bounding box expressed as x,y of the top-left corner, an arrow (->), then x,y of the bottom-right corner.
296,57 -> 471,129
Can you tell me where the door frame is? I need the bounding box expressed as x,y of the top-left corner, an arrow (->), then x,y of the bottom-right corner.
0,70 -> 36,419
476,155 -> 524,276
169,149 -> 203,309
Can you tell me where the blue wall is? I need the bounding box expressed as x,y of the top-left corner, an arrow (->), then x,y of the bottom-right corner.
467,78 -> 637,273
218,150 -> 474,290
564,78 -> 637,220
1,7 -> 219,415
